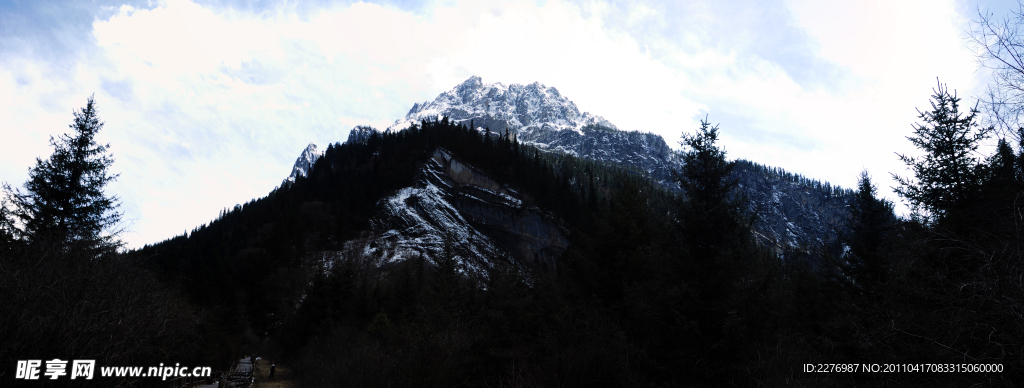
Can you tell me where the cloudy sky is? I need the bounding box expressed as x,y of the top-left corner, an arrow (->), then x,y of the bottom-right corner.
1,0 -> 1019,248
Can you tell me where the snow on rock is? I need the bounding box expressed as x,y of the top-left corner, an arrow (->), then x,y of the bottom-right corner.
331,76 -> 855,259
341,149 -> 568,280
387,76 -> 679,191
284,143 -> 322,185
347,125 -> 378,145
388,76 -> 616,136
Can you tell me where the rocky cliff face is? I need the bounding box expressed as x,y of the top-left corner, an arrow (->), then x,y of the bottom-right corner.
525,124 -> 681,190
389,75 -> 616,136
347,125 -> 377,145
733,162 -> 853,255
287,76 -> 852,262
386,77 -> 679,190
284,143 -> 321,185
348,148 -> 569,279
381,76 -> 855,252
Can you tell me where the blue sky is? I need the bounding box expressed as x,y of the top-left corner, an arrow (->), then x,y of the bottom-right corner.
1,0 -> 1019,248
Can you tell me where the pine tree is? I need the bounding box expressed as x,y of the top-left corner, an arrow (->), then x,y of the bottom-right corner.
969,137 -> 1024,239
893,80 -> 991,222
0,201 -> 15,252
987,138 -> 1018,184
676,117 -> 738,217
844,171 -> 894,288
2,95 -> 122,254
673,117 -> 751,347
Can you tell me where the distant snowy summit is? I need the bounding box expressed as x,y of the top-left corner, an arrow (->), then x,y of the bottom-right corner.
387,76 -> 617,135
284,143 -> 321,185
349,76 -> 678,187
285,76 -> 854,254
347,125 -> 378,145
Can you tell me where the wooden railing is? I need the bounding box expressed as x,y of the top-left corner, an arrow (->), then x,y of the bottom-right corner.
163,356 -> 254,387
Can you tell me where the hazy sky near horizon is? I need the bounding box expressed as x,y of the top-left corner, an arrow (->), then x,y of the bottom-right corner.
1,0 -> 1020,248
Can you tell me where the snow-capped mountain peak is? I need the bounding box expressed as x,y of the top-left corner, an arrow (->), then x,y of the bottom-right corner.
285,142 -> 321,184
387,76 -> 616,134
282,77 -> 853,254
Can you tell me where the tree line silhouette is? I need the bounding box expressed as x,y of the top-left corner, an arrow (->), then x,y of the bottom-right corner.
4,76 -> 1024,386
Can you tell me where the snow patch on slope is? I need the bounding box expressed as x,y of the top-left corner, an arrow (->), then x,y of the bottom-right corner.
388,76 -> 616,136
284,143 -> 321,184
338,149 -> 567,280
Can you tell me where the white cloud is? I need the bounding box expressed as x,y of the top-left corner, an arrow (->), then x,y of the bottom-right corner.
775,0 -> 980,208
0,0 -> 996,246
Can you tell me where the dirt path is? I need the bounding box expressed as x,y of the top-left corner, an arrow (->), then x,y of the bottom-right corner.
257,361 -> 295,388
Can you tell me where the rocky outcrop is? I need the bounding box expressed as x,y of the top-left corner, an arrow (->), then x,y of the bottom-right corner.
381,76 -> 857,253
733,162 -> 853,256
433,150 -> 569,270
353,149 -> 569,279
284,143 -> 321,185
388,76 -> 616,135
304,76 -> 858,261
347,125 -> 378,145
523,124 -> 681,190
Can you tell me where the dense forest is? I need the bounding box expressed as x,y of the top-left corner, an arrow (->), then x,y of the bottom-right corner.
5,87 -> 1024,386
0,98 -> 204,387
4,76 -> 1024,388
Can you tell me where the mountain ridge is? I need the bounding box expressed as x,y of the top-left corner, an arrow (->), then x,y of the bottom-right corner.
333,76 -> 854,253
388,76 -> 617,135
284,142 -> 321,185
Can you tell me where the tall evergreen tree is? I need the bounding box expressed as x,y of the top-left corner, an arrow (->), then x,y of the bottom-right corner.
2,95 -> 122,254
673,117 -> 751,353
965,137 -> 1024,239
675,117 -> 744,231
893,80 -> 991,222
987,138 -> 1018,184
0,201 -> 15,253
843,171 -> 895,288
